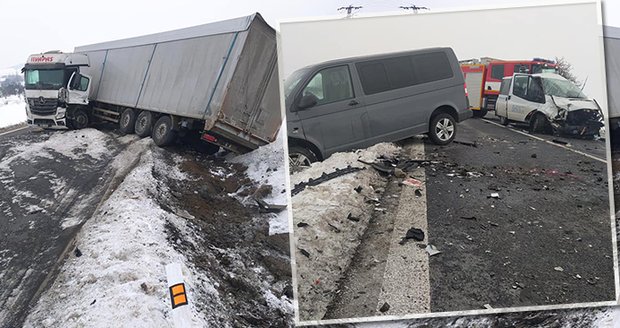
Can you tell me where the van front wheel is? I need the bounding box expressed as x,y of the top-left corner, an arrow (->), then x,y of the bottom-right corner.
289,146 -> 317,172
429,113 -> 456,145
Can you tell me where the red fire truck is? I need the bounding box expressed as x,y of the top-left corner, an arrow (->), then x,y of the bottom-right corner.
461,58 -> 557,117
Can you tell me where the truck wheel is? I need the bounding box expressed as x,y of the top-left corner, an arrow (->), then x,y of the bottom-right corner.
152,116 -> 176,147
72,109 -> 89,129
530,113 -> 550,134
119,108 -> 137,134
428,113 -> 456,145
499,115 -> 509,126
289,146 -> 317,171
134,111 -> 153,137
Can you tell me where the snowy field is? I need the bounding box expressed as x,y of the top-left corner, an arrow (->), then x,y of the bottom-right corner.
0,95 -> 27,128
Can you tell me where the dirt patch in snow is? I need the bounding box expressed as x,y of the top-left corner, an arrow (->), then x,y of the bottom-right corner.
156,150 -> 293,327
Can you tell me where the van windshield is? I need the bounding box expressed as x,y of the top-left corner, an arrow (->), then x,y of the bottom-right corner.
541,77 -> 586,99
284,68 -> 310,98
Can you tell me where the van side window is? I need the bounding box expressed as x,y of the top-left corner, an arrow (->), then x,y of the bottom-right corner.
491,64 -> 504,80
410,52 -> 453,84
356,52 -> 453,95
357,61 -> 390,94
302,66 -> 354,106
499,78 -> 511,95
527,76 -> 545,103
513,75 -> 529,98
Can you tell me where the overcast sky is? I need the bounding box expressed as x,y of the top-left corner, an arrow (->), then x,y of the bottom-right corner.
0,0 -> 618,69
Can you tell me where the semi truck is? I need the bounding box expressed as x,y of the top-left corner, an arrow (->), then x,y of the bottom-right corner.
605,26 -> 620,145
23,13 -> 281,153
460,58 -> 557,117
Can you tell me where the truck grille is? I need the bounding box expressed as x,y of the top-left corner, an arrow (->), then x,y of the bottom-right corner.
28,97 -> 58,115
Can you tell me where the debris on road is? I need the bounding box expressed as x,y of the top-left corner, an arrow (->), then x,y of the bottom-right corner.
531,153 -> 537,158
354,186 -> 363,193
488,193 -> 500,199
254,198 -> 287,213
74,247 -> 82,258
399,228 -> 425,245
379,302 -> 390,313
460,216 -> 477,221
401,177 -> 423,187
297,222 -> 309,228
299,249 -> 311,258
483,303 -> 493,309
552,139 -> 569,145
415,189 -> 423,197
347,213 -> 360,222
292,166 -> 365,196
425,245 -> 442,256
554,266 -> 565,272
453,140 -> 478,147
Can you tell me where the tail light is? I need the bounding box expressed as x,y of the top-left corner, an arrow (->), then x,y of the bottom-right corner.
201,133 -> 217,143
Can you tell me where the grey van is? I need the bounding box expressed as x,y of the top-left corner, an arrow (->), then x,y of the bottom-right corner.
285,47 -> 471,168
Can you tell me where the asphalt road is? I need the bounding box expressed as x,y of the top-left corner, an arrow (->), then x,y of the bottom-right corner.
0,126 -> 126,328
321,115 -> 614,320
427,116 -> 614,312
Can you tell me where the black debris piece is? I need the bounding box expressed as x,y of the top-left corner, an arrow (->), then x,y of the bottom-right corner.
354,186 -> 363,193
292,166 -> 364,196
461,216 -> 477,221
415,189 -> 422,197
297,222 -> 309,228
371,162 -> 394,175
347,213 -> 360,222
531,153 -> 537,158
90,299 -> 96,305
453,140 -> 478,147
254,198 -> 287,213
328,223 -> 341,233
379,302 -> 390,313
299,248 -> 310,258
399,228 -> 425,245
74,247 -> 82,257
552,139 -> 568,145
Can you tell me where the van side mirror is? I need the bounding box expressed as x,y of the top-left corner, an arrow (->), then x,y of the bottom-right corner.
297,94 -> 318,110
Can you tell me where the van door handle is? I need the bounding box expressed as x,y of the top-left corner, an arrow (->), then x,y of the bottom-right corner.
348,100 -> 359,106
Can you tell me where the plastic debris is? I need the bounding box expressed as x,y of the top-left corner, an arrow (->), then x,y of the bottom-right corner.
401,178 -> 423,187
483,304 -> 493,309
379,302 -> 390,313
347,213 -> 360,222
425,244 -> 442,256
354,186 -> 363,193
414,189 -> 422,197
297,222 -> 309,228
554,266 -> 564,272
299,248 -> 310,258
488,193 -> 500,199
399,228 -> 425,245
254,198 -> 287,213
453,140 -> 478,147
552,139 -> 569,145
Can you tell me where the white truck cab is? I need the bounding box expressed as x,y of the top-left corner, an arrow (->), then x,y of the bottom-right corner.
495,73 -> 603,136
23,51 -> 91,128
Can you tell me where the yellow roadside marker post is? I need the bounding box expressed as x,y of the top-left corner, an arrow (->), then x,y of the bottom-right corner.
166,263 -> 192,328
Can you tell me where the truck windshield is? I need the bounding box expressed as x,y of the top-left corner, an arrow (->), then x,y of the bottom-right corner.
541,78 -> 587,99
24,69 -> 65,90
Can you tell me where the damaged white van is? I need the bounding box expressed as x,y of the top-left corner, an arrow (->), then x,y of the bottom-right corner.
495,73 -> 604,136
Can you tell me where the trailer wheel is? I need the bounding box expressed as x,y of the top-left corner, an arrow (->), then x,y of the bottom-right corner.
134,111 -> 153,137
152,116 -> 176,147
72,109 -> 89,129
289,146 -> 317,172
119,108 -> 137,134
428,113 -> 456,145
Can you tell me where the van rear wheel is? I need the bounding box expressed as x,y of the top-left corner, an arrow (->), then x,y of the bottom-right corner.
428,113 -> 456,145
152,116 -> 176,147
289,146 -> 317,172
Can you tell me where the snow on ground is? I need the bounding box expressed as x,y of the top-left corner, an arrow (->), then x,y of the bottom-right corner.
232,128 -> 289,235
291,142 -> 402,320
24,142 -> 212,327
0,95 -> 27,128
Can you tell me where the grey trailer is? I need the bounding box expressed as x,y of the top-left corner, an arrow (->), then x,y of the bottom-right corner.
74,13 -> 280,152
605,25 -> 620,144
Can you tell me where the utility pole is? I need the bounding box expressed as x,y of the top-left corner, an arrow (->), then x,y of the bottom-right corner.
338,5 -> 363,18
399,4 -> 430,13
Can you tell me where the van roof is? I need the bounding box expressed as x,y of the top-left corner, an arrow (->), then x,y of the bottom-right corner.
304,47 -> 453,69
502,72 -> 566,80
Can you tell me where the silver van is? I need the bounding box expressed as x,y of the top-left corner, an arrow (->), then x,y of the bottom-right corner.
285,47 -> 471,168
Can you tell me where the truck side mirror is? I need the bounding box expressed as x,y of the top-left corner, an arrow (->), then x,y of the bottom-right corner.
297,94 -> 318,110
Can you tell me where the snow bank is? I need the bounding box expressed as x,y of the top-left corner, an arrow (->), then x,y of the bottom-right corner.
292,142 -> 401,320
24,146 -> 211,328
0,95 -> 27,128
231,128 -> 289,235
